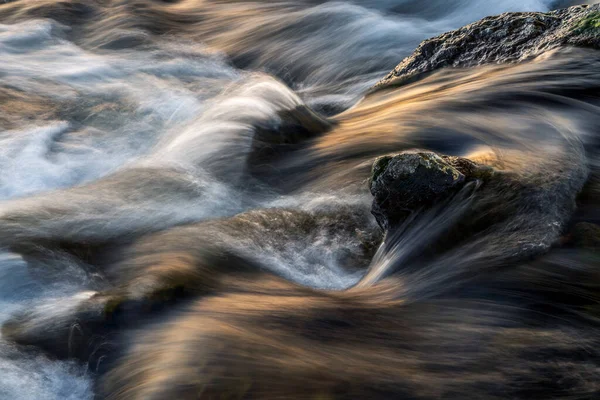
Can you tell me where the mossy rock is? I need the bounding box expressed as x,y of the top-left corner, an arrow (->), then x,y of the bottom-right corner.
369,152 -> 467,230
573,12 -> 600,34
375,4 -> 600,89
442,155 -> 495,182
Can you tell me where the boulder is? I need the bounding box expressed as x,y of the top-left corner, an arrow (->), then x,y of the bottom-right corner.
369,152 -> 489,230
375,4 -> 600,89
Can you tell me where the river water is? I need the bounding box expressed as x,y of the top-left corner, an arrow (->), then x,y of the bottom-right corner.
0,1 -> 597,398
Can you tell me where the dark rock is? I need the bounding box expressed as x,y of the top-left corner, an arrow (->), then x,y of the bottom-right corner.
248,105 -> 333,173
441,155 -> 495,182
369,152 -> 473,230
570,222 -> 600,251
375,4 -> 600,89
366,148 -> 588,285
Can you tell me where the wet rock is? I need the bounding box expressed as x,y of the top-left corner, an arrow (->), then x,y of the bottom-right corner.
249,105 -> 333,166
441,155 -> 495,182
570,222 -> 600,251
369,152 -> 474,230
375,4 -> 600,89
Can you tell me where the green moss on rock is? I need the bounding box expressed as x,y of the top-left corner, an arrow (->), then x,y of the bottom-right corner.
573,12 -> 600,34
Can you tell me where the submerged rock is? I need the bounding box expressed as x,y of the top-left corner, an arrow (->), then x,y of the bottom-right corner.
369,152 -> 485,230
376,4 -> 600,88
570,222 -> 600,251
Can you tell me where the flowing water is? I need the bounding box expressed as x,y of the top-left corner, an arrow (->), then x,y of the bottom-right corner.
0,1 -> 599,399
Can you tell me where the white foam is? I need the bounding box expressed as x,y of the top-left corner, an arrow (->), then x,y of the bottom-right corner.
0,253 -> 93,400
0,19 -> 240,198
